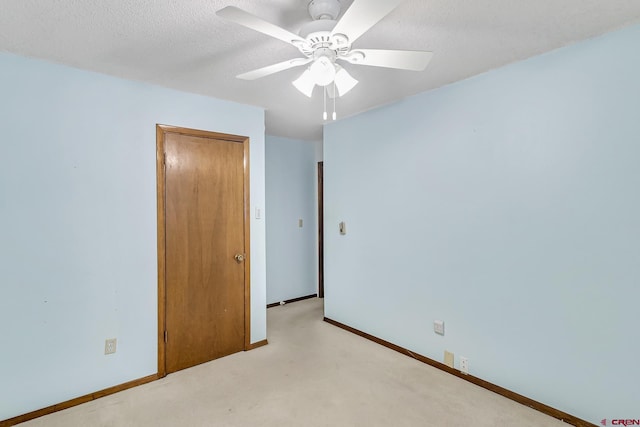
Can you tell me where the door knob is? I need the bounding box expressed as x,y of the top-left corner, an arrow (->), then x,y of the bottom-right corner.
234,254 -> 245,263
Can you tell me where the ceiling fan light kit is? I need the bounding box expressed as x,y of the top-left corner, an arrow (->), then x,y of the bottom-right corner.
309,55 -> 336,86
292,70 -> 316,97
334,64 -> 358,96
217,0 -> 433,120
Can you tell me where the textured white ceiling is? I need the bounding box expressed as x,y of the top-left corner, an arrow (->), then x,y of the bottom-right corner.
1,0 -> 640,140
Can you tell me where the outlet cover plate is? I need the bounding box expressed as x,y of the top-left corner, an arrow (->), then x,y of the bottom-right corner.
460,356 -> 469,374
105,338 -> 117,355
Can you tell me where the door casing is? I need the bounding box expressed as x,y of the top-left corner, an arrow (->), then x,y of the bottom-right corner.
318,161 -> 324,298
155,124 -> 251,378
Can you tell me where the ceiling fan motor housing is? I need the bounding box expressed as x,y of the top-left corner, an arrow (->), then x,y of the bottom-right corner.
298,19 -> 350,58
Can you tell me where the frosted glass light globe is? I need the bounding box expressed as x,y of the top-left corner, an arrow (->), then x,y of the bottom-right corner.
309,57 -> 336,87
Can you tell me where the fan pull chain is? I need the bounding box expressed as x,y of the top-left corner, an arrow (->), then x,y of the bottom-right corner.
323,86 -> 328,121
332,81 -> 337,120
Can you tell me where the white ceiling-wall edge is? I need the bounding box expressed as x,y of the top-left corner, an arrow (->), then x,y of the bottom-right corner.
287,19 -> 640,141
322,20 -> 640,141
266,133 -> 322,144
2,1 -> 640,141
267,126 -> 322,141
0,47 -> 270,130
439,19 -> 640,94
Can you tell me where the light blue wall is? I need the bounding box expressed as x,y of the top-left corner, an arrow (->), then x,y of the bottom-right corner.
265,136 -> 321,304
0,52 -> 267,420
324,24 -> 640,423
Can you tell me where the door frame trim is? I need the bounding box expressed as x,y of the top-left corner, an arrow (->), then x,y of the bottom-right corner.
317,161 -> 324,298
156,124 -> 251,378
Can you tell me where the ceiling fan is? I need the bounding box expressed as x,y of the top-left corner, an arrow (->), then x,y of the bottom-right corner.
217,0 -> 433,100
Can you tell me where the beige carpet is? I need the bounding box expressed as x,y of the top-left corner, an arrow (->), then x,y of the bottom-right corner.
20,298 -> 567,426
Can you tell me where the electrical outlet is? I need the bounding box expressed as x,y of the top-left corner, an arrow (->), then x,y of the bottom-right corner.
104,338 -> 117,355
434,320 -> 445,335
460,356 -> 469,374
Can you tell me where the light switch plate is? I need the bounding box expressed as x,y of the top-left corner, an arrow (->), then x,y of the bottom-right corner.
339,221 -> 346,235
444,350 -> 454,368
434,320 -> 445,335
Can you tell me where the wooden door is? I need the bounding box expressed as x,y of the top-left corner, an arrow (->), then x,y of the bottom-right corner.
156,125 -> 250,376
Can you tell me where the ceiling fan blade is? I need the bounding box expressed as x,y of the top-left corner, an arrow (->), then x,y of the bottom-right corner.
331,0 -> 404,45
342,49 -> 433,71
217,6 -> 308,47
237,58 -> 312,80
